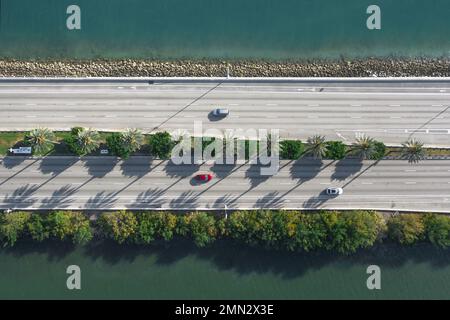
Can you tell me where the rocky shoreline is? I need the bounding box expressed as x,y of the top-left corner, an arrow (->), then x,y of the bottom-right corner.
1,57 -> 450,77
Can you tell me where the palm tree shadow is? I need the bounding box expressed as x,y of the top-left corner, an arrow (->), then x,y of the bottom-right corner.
303,191 -> 329,209
3,184 -> 39,208
290,158 -> 324,183
38,157 -> 78,175
40,185 -> 77,209
83,157 -> 118,178
280,158 -> 327,199
331,158 -> 364,182
255,192 -> 286,209
164,160 -> 200,179
85,191 -> 117,209
210,163 -> 237,179
127,188 -> 166,209
212,194 -> 239,209
245,164 -> 271,189
169,191 -> 199,210
1,156 -> 27,169
0,157 -> 41,188
120,157 -> 153,178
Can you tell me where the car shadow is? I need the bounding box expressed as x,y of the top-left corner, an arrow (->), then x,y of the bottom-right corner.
189,176 -> 205,186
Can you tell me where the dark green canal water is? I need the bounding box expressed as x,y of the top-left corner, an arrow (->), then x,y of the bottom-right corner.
0,0 -> 449,59
1,241 -> 449,299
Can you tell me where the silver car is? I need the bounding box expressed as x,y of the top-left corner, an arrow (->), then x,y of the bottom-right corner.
212,108 -> 230,117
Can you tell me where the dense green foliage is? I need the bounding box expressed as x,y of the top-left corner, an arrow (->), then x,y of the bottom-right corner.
64,127 -> 101,156
325,141 -> 347,160
44,211 -> 93,245
226,210 -> 385,254
0,211 -> 92,246
106,133 -> 131,159
387,214 -> 425,245
0,211 -> 31,247
423,214 -> 450,248
148,132 -> 175,159
107,129 -> 144,159
27,214 -> 49,242
98,210 -> 138,244
280,140 -> 304,160
178,212 -> 218,247
371,141 -> 387,160
1,211 -> 449,253
134,212 -> 177,244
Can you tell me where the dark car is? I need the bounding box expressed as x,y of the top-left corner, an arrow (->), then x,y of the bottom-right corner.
212,108 -> 230,117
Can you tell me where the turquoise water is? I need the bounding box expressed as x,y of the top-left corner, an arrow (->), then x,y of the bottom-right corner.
1,241 -> 450,299
0,0 -> 449,59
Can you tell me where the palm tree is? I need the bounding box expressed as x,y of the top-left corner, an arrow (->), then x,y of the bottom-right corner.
26,127 -> 56,155
351,135 -> 376,160
306,135 -> 327,159
401,139 -> 426,163
77,128 -> 100,155
122,128 -> 144,153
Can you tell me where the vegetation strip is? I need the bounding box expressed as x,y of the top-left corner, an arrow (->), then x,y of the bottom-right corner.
1,210 -> 449,254
1,129 -> 446,162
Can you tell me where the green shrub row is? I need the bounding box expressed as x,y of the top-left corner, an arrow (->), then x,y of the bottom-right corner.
0,211 -> 92,247
1,211 -> 449,253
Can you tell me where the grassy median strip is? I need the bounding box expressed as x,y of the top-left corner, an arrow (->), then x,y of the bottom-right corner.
0,132 -> 25,155
1,210 -> 449,253
1,129 -> 450,161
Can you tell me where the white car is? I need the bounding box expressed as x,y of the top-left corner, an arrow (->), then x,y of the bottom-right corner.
326,187 -> 343,196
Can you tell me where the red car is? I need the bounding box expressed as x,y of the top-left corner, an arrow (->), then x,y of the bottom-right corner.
195,173 -> 213,183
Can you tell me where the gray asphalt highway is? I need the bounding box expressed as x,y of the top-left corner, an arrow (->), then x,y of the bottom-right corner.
1,157 -> 449,212
1,81 -> 450,146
